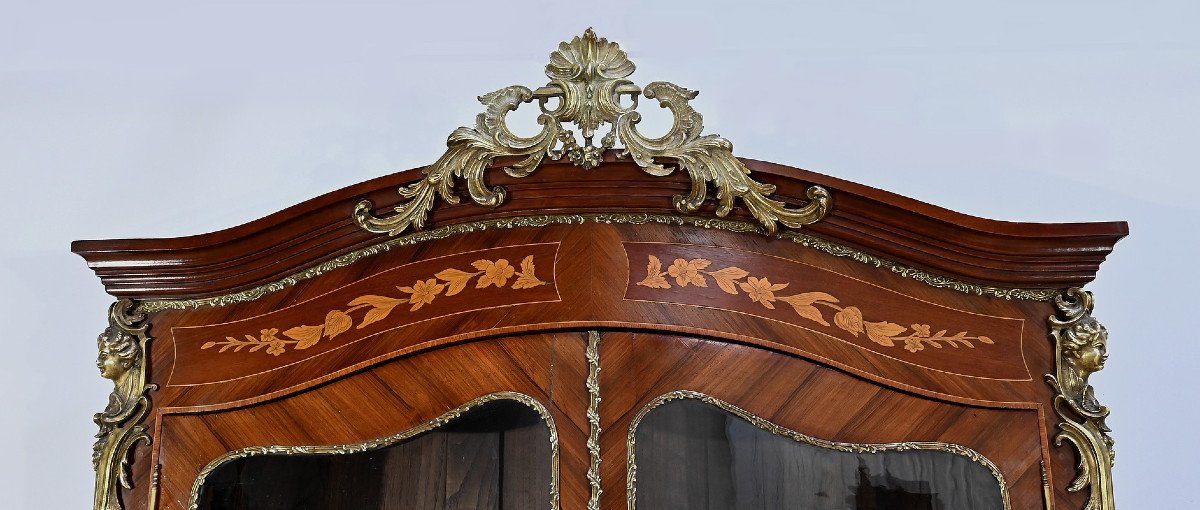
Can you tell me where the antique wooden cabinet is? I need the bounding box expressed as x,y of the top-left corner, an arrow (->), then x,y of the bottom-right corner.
75,31 -> 1126,510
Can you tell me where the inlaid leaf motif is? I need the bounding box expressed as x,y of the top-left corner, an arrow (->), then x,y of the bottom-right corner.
323,310 -> 353,339
777,292 -> 838,326
865,321 -> 907,347
349,295 -> 405,329
512,255 -> 548,289
435,268 -> 480,296
706,266 -> 749,295
834,306 -> 865,337
283,324 -> 324,350
637,255 -> 671,289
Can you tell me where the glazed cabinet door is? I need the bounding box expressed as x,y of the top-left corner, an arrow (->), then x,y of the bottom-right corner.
167,331 -> 593,510
597,332 -> 1044,510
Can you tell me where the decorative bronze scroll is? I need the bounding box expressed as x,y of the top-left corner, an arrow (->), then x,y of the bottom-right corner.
354,29 -> 831,237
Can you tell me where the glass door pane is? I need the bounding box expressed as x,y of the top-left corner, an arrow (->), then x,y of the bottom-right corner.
195,398 -> 554,510
632,396 -> 1006,510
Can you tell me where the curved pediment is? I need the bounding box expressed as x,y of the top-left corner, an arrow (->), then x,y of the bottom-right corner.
71,152 -> 1125,300
72,30 -> 1125,301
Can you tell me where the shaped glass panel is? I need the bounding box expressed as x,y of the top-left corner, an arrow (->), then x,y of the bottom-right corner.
195,398 -> 554,510
632,396 -> 1006,510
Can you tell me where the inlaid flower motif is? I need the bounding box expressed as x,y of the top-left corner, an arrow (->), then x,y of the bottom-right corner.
474,259 -> 516,288
911,323 -> 931,337
834,306 -> 865,337
667,258 -> 710,287
904,337 -> 926,353
400,278 -> 446,311
738,277 -> 788,309
260,328 -> 286,356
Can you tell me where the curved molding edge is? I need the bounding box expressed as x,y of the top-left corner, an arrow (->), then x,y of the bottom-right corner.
93,299 -> 157,510
1046,288 -> 1116,510
353,29 -> 831,237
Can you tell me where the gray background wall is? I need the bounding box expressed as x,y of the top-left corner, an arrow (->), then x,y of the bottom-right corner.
2,1 -> 1196,507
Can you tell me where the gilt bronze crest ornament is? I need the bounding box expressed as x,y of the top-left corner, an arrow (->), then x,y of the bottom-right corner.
353,29 -> 832,236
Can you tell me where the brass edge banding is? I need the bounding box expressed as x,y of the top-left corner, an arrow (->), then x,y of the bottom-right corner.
1046,288 -> 1115,510
585,331 -> 602,510
138,213 -> 1056,313
186,391 -> 561,510
94,299 -> 158,510
1041,460 -> 1055,510
148,464 -> 161,510
626,390 -> 1013,510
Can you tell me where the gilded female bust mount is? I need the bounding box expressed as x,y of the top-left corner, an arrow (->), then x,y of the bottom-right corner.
1047,288 -> 1115,510
93,300 -> 156,510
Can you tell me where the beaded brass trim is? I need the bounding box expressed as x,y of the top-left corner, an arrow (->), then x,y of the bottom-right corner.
137,213 -> 1055,313
187,391 -> 560,510
626,390 -> 1012,510
585,331 -> 602,510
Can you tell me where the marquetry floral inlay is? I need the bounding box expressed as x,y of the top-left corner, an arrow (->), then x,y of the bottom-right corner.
637,256 -> 993,353
201,255 -> 548,356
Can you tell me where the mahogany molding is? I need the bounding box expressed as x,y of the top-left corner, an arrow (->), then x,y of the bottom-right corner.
72,152 -> 1127,299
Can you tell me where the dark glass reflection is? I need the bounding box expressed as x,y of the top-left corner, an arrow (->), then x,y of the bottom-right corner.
634,398 -> 1004,510
196,399 -> 553,510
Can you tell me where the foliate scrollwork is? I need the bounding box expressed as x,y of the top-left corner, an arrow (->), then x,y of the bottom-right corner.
353,85 -> 560,234
585,331 -> 602,510
1046,288 -> 1115,510
94,299 -> 157,510
354,28 -> 831,236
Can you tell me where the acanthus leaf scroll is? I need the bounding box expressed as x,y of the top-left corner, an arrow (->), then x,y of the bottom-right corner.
354,29 -> 831,237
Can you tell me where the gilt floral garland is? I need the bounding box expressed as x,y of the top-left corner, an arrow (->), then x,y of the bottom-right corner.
637,256 -> 993,353
202,256 -> 548,356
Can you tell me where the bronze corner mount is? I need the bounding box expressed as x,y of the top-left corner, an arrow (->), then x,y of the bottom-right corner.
94,299 -> 158,510
1047,287 -> 1116,510
353,28 -> 831,237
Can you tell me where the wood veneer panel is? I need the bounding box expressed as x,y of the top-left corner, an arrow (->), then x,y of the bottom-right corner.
144,222 -> 1057,413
